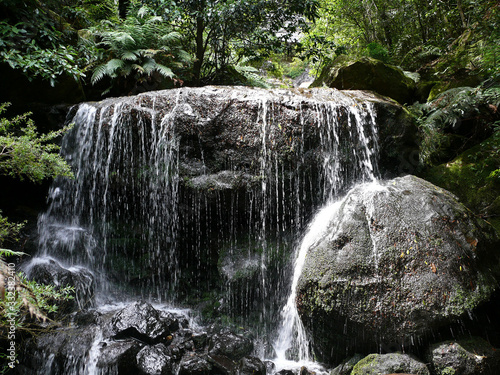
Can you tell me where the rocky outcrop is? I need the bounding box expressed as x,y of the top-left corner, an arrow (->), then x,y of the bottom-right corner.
426,338 -> 500,375
296,175 -> 500,362
17,301 -> 263,375
312,57 -> 417,104
23,256 -> 95,311
351,353 -> 429,375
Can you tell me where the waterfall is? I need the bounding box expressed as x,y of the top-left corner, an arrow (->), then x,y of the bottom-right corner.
272,97 -> 380,367
35,93 -> 182,301
27,87 -> 383,372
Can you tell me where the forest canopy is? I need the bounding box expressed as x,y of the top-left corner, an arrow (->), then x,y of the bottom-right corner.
0,0 -> 498,95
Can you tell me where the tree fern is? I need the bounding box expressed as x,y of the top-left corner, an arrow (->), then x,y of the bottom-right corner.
83,5 -> 191,95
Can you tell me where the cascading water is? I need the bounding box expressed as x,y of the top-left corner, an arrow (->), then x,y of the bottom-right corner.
34,93 -> 182,301
26,87 -> 384,373
272,98 -> 380,369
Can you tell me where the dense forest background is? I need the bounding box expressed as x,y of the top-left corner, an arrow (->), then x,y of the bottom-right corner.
0,0 -> 498,98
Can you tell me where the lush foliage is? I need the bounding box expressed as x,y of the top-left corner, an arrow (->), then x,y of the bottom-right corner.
303,0 -> 500,78
0,0 -> 87,86
412,86 -> 500,165
0,103 -> 73,182
82,5 -> 191,95
141,0 -> 319,85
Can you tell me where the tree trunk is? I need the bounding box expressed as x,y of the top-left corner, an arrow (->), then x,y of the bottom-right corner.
192,15 -> 205,85
118,0 -> 130,19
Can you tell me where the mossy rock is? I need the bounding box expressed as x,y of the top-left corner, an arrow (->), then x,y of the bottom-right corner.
427,338 -> 500,375
312,56 -> 416,104
351,353 -> 429,375
296,175 -> 500,363
422,132 -> 500,233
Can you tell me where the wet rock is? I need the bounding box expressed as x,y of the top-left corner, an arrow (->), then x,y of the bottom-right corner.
275,370 -> 295,375
312,56 -> 417,104
110,301 -> 174,344
25,257 -> 95,310
208,354 -> 237,374
73,309 -> 102,326
178,354 -> 213,375
351,353 -> 429,375
239,356 -> 266,375
191,332 -> 209,351
208,330 -> 254,360
331,354 -> 363,375
136,344 -> 174,375
96,340 -> 142,375
296,175 -> 500,362
17,325 -> 100,374
427,338 -> 500,375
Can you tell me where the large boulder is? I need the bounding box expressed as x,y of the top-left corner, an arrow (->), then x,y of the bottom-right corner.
296,175 -> 500,362
351,353 -> 429,375
426,337 -> 500,375
312,57 -> 417,104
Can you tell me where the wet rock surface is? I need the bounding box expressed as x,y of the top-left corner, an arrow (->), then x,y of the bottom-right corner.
350,353 -> 429,375
24,257 -> 95,310
312,57 -> 417,104
16,301 -> 264,375
426,338 -> 500,375
296,175 -> 500,362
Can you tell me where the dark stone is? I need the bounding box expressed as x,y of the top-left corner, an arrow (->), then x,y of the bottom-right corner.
96,340 -> 143,375
208,330 -> 254,360
427,338 -> 500,375
276,370 -> 295,375
25,257 -> 95,310
208,354 -> 237,375
351,353 -> 429,375
178,354 -> 213,375
296,175 -> 500,362
331,354 -> 363,375
312,57 -> 417,104
191,332 -> 209,351
136,344 -> 174,375
238,356 -> 266,375
17,325 -> 100,374
110,301 -> 174,344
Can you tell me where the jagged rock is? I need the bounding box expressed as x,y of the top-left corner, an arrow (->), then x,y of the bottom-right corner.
96,340 -> 143,374
239,356 -> 266,375
351,353 -> 429,375
427,338 -> 500,375
178,354 -> 213,375
331,354 -> 364,375
312,57 -> 417,104
296,175 -> 500,362
25,257 -> 95,310
136,344 -> 174,375
110,301 -> 176,344
208,330 -> 254,360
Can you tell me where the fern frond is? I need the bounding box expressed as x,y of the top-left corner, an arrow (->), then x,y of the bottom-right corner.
91,63 -> 108,84
120,50 -> 139,61
155,63 -> 174,78
106,58 -> 126,73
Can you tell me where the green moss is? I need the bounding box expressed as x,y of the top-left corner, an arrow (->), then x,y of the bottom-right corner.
441,367 -> 456,375
423,132 -> 500,233
351,353 -> 380,375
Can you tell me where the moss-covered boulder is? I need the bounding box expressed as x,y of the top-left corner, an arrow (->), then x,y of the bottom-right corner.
312,57 -> 417,104
351,353 -> 429,375
426,338 -> 500,375
423,131 -> 500,233
296,175 -> 500,363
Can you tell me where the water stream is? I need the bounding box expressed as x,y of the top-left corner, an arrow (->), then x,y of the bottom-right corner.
26,87 -> 381,373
